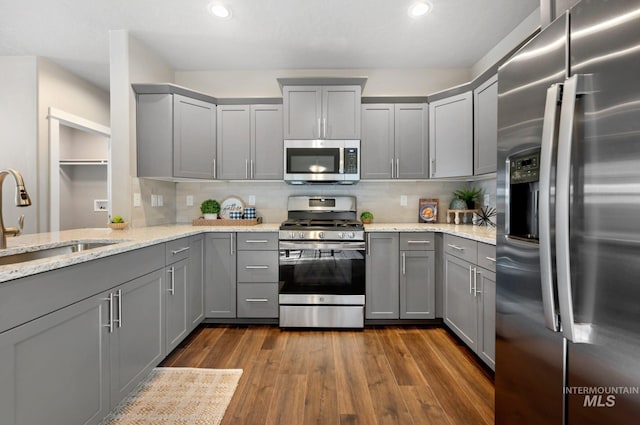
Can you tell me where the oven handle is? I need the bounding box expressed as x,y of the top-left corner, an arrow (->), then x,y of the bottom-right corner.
279,241 -> 366,251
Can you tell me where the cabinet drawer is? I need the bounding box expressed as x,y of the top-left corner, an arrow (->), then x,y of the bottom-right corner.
477,243 -> 496,272
237,283 -> 278,318
444,234 -> 477,263
237,251 -> 278,282
236,232 -> 278,251
400,232 -> 435,251
166,237 -> 191,264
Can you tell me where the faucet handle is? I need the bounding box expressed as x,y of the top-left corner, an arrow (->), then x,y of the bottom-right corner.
18,214 -> 24,232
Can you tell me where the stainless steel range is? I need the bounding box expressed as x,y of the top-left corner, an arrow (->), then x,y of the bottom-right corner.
279,195 -> 365,328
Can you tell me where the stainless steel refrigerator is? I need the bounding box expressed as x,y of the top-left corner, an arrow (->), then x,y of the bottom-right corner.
496,0 -> 640,423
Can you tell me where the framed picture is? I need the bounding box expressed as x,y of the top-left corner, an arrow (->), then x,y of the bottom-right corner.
419,198 -> 439,223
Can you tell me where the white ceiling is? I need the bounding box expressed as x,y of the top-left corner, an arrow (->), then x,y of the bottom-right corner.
0,0 -> 539,91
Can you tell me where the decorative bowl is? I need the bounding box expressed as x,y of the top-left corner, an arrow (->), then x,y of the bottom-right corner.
108,222 -> 128,230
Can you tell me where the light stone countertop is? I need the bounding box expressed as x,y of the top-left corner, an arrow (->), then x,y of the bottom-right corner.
0,222 -> 495,283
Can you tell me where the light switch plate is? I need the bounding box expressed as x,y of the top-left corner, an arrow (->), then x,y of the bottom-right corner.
248,195 -> 256,206
133,193 -> 141,207
151,194 -> 157,207
186,195 -> 194,206
158,195 -> 163,207
400,195 -> 407,206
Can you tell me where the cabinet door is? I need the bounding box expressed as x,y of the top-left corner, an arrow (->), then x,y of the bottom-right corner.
474,75 -> 498,175
166,258 -> 189,354
217,105 -> 251,179
251,104 -> 283,179
323,85 -> 361,139
0,293 -> 109,425
361,104 -> 394,179
400,250 -> 435,319
365,233 -> 400,319
205,233 -> 237,318
443,254 -> 477,348
173,94 -> 217,179
476,268 -> 496,370
395,103 -> 429,179
429,91 -> 473,178
283,86 -> 322,139
136,93 -> 173,178
189,234 -> 205,330
110,269 -> 164,408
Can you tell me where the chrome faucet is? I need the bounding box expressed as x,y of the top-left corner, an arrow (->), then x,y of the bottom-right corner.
0,168 -> 32,249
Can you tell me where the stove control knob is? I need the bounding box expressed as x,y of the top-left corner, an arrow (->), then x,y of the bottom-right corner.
338,232 -> 345,239
298,232 -> 304,239
348,232 -> 355,239
289,232 -> 296,239
318,231 -> 325,239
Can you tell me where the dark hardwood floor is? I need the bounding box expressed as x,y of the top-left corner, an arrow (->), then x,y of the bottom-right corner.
161,325 -> 494,425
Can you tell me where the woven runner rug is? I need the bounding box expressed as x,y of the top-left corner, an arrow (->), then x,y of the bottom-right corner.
101,368 -> 243,425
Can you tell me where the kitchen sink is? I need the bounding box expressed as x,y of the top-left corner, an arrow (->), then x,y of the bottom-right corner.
0,241 -> 122,266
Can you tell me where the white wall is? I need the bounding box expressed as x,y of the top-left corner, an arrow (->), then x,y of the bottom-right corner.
471,8 -> 540,79
37,58 -> 110,231
0,57 -> 38,235
109,30 -> 176,227
175,68 -> 471,98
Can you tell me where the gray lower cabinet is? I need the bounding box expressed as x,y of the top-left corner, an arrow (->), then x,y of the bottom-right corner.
188,234 -> 205,330
473,74 -> 498,175
443,235 -> 496,369
0,291 -> 110,425
109,269 -> 165,408
366,232 -> 400,319
136,92 -> 217,179
216,104 -> 283,180
361,103 -> 428,179
236,232 -> 279,318
429,91 -> 473,178
205,233 -> 237,318
400,233 -> 436,319
165,257 -> 188,353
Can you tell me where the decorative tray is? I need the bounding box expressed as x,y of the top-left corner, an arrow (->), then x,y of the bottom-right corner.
192,217 -> 263,226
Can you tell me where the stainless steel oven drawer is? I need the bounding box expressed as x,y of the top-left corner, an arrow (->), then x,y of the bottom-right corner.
279,305 -> 364,328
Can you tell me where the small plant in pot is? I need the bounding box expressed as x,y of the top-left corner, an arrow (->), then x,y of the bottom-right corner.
450,187 -> 482,209
200,199 -> 220,220
360,211 -> 374,224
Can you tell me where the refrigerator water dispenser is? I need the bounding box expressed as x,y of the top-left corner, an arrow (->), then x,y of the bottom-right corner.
508,150 -> 540,242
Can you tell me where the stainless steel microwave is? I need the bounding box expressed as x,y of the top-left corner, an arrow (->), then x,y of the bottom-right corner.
283,140 -> 360,184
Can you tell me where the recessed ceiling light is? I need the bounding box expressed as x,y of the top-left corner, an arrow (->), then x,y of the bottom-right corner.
408,1 -> 432,18
208,3 -> 232,19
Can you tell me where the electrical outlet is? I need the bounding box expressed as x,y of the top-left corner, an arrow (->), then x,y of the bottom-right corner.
151,194 -> 157,207
248,195 -> 256,206
133,193 -> 141,207
484,194 -> 491,207
158,195 -> 163,207
400,195 -> 407,206
186,195 -> 194,206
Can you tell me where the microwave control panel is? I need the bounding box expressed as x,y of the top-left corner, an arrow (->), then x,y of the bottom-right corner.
344,148 -> 358,174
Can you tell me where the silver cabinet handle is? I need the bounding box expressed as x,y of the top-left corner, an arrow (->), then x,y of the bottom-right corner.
402,252 -> 406,275
485,256 -> 496,263
539,83 -> 562,333
448,244 -> 464,251
323,118 -> 327,139
317,118 -> 322,138
556,74 -> 592,344
245,265 -> 269,269
251,159 -> 254,179
104,293 -> 114,333
115,289 -> 122,328
230,233 -> 235,256
407,240 -> 431,244
246,298 -> 269,303
245,240 -> 268,244
245,159 -> 249,179
390,158 -> 395,178
431,158 -> 436,177
469,265 -> 473,295
168,266 -> 175,295
213,158 -> 217,179
171,246 -> 190,255
396,158 -> 400,179
473,268 -> 478,297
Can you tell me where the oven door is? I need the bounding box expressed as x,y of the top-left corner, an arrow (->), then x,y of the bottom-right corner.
279,241 -> 365,299
284,140 -> 344,183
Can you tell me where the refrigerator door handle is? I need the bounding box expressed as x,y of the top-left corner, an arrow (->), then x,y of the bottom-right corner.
539,83 -> 562,332
556,74 -> 593,344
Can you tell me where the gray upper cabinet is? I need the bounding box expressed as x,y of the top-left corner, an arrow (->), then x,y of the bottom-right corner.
361,103 -> 428,179
283,85 -> 361,139
217,104 -> 283,180
473,75 -> 498,175
205,233 -> 237,318
429,91 -> 473,178
136,93 -> 217,179
365,232 -> 400,319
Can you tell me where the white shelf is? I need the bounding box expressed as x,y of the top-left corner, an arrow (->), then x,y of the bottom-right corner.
60,159 -> 108,165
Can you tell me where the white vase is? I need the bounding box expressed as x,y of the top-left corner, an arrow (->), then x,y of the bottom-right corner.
203,213 -> 217,220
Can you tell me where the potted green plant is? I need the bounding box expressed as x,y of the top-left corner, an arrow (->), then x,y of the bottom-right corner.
108,215 -> 128,230
200,199 -> 220,220
450,187 -> 482,209
360,211 -> 374,224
